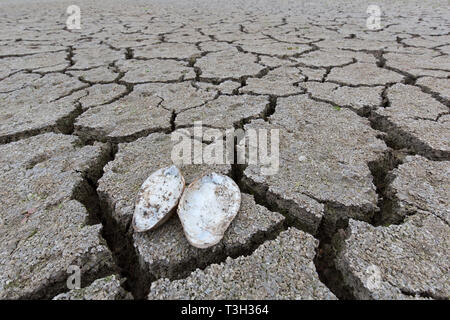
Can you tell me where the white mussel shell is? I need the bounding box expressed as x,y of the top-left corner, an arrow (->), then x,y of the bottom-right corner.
132,165 -> 185,232
177,172 -> 241,248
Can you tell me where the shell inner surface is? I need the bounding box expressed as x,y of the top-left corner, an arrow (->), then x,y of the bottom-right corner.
178,172 -> 241,248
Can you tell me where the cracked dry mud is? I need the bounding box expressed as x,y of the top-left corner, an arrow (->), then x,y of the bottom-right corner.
0,0 -> 448,300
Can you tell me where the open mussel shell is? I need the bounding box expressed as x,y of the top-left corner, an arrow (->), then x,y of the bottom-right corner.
177,172 -> 241,248
132,165 -> 185,232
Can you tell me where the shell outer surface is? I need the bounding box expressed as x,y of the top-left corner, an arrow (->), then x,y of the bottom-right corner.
133,165 -> 185,232
177,172 -> 241,248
